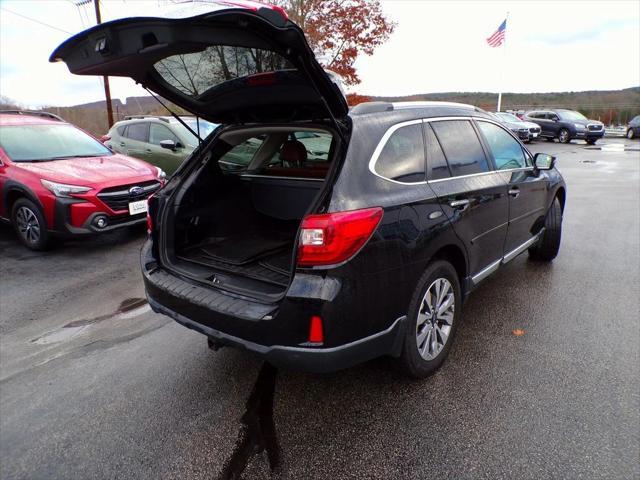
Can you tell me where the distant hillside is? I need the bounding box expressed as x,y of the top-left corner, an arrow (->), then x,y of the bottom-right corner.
3,87 -> 639,136
373,87 -> 640,124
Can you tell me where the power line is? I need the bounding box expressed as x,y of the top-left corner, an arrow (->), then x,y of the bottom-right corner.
0,6 -> 73,34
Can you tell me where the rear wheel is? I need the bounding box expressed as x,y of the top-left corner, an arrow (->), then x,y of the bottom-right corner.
11,198 -> 50,251
628,128 -> 635,139
399,260 -> 462,379
529,197 -> 562,262
559,129 -> 571,143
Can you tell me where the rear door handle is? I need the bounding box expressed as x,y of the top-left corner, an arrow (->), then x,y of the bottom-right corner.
449,199 -> 470,208
508,188 -> 520,198
119,142 -> 125,147
145,149 -> 152,153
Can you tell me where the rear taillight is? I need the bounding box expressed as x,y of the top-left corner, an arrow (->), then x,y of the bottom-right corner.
297,207 -> 383,267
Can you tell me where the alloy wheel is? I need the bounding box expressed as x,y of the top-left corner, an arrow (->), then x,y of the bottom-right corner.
415,278 -> 455,360
15,206 -> 41,244
559,130 -> 569,143
628,129 -> 635,139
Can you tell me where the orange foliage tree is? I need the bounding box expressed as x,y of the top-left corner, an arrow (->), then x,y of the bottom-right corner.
346,93 -> 372,106
276,0 -> 395,85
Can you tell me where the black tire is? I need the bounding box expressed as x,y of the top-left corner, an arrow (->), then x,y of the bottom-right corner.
11,198 -> 50,250
627,128 -> 635,140
399,260 -> 462,379
529,197 -> 562,262
559,129 -> 571,143
586,139 -> 597,145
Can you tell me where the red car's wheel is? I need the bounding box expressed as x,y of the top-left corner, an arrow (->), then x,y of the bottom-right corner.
12,198 -> 50,250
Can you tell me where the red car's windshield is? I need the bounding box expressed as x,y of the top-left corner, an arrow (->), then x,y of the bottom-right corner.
0,124 -> 112,162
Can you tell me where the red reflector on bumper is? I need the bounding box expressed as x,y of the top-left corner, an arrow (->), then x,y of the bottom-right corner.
308,315 -> 324,344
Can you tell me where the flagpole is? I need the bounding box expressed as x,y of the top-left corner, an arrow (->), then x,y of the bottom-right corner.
497,12 -> 509,112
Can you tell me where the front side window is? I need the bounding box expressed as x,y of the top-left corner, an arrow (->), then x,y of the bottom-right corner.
125,123 -> 148,142
0,124 -> 111,161
477,121 -> 527,170
149,124 -> 179,146
430,120 -> 490,177
374,123 -> 425,183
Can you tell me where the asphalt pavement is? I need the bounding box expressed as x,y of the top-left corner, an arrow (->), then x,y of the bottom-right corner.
1,138 -> 639,479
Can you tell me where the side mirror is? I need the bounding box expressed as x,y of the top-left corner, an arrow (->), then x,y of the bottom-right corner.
160,139 -> 178,150
534,153 -> 555,170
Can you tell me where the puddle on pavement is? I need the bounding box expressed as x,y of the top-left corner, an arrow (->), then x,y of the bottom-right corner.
584,143 -> 640,152
64,298 -> 149,328
32,326 -> 88,345
31,298 -> 149,344
219,362 -> 280,479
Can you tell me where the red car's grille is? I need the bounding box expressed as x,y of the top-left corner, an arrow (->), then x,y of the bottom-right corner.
97,180 -> 160,212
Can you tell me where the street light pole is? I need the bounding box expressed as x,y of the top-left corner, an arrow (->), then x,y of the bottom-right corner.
92,0 -> 114,127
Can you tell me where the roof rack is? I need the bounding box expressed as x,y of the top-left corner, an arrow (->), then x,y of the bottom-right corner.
0,110 -> 64,121
350,101 -> 482,116
124,115 -> 170,122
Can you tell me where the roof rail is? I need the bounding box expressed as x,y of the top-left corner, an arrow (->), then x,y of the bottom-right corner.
0,110 -> 64,121
350,101 -> 483,116
124,115 -> 170,123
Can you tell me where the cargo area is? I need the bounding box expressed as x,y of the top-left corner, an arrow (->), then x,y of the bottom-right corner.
165,126 -> 337,298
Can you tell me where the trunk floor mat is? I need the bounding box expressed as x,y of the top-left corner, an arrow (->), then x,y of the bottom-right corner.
177,249 -> 290,287
198,235 -> 291,266
259,252 -> 292,276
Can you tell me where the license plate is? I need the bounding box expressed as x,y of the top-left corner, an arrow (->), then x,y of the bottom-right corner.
128,199 -> 148,216
532,133 -> 539,138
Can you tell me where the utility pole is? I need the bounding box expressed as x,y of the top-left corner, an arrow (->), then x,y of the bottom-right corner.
93,0 -> 114,127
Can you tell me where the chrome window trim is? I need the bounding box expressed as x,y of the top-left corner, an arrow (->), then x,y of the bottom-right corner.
368,119 -> 427,186
368,116 -> 536,186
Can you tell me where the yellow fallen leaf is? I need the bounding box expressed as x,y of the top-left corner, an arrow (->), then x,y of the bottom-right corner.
512,329 -> 525,336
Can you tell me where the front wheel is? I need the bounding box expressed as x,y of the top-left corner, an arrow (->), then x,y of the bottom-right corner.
559,129 -> 571,143
627,129 -> 635,139
399,260 -> 462,379
529,197 -> 562,262
11,198 -> 50,250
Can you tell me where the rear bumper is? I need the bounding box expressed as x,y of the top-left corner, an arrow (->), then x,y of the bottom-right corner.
148,295 -> 406,373
141,241 -> 406,373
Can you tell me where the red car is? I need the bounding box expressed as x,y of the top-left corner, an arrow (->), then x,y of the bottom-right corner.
0,111 -> 165,250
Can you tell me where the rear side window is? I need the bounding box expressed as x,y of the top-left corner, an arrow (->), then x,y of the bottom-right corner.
219,136 -> 265,169
125,123 -> 148,142
374,123 -> 425,183
431,120 -> 490,177
424,123 -> 450,180
477,121 -> 527,170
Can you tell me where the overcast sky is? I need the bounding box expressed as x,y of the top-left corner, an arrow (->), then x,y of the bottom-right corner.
1,0 -> 639,107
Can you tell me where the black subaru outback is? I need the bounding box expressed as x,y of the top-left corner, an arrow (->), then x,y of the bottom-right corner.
52,3 -> 566,378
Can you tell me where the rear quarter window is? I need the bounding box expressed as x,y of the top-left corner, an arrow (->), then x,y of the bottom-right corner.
373,122 -> 425,183
430,120 -> 490,177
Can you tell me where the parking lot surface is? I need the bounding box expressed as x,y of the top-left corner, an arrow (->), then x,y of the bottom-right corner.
1,138 -> 639,479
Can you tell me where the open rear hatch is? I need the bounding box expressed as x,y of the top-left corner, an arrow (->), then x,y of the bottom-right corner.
49,1 -> 348,125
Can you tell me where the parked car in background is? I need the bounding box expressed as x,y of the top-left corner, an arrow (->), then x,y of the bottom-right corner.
52,4 -> 566,378
626,115 -> 640,139
0,111 -> 164,250
104,115 -> 218,175
493,112 -> 541,142
524,109 -> 604,144
490,113 -> 531,143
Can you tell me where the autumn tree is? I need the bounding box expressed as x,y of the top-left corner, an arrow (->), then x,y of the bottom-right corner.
276,0 -> 395,85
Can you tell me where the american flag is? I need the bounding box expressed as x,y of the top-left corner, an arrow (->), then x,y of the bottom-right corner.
486,19 -> 507,47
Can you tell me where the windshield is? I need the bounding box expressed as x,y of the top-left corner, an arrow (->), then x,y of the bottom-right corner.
496,113 -> 521,123
558,111 -> 587,121
175,118 -> 218,145
0,124 -> 111,162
